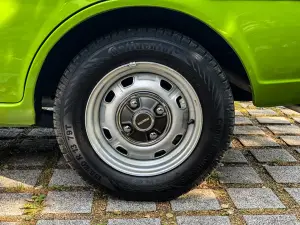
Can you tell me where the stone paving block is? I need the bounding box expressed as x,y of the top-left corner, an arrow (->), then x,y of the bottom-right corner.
7,154 -> 47,167
238,136 -> 279,147
235,110 -> 243,116
49,169 -> 87,187
227,188 -> 285,209
247,109 -> 277,116
0,193 -> 31,216
0,128 -> 23,138
0,140 -> 11,150
28,128 -> 55,137
240,102 -> 255,108
293,117 -> 300,123
257,117 -> 290,124
250,149 -> 297,162
0,223 -> 19,225
285,188 -> 300,204
36,220 -> 90,225
268,125 -> 300,135
235,117 -> 253,125
177,216 -> 231,225
265,166 -> 300,183
43,191 -> 93,214
243,215 -> 299,225
281,108 -> 300,116
0,169 -> 41,187
218,166 -> 262,184
170,189 -> 221,211
296,149 -> 300,154
234,126 -> 265,135
107,219 -> 160,225
281,136 -> 300,146
107,198 -> 156,212
18,139 -> 58,152
221,150 -> 248,163
57,157 -> 68,167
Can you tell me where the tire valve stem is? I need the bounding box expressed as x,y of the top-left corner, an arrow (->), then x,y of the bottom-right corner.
188,119 -> 195,125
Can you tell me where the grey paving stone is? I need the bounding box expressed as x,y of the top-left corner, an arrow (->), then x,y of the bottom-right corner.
0,193 -> 31,216
257,117 -> 290,124
240,102 -> 255,108
0,169 -> 41,187
293,117 -> 300,123
265,166 -> 300,183
221,150 -> 248,163
243,215 -> 299,225
247,109 -> 277,116
235,117 -> 253,125
108,219 -> 160,225
268,125 -> 300,135
170,189 -> 221,211
218,166 -> 262,184
43,191 -> 93,214
49,169 -> 87,187
7,154 -> 47,167
281,108 -> 300,116
250,149 -> 297,162
107,198 -> 156,212
28,128 -> 55,137
0,128 -> 23,138
285,188 -> 300,204
235,110 -> 243,116
18,139 -> 58,152
238,136 -> 279,147
177,216 -> 231,225
36,220 -> 90,225
227,188 -> 285,209
57,157 -> 68,167
234,126 -> 265,135
281,136 -> 300,146
0,223 -> 19,225
296,149 -> 300,154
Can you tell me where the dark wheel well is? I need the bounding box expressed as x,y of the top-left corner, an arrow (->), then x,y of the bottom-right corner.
36,6 -> 251,123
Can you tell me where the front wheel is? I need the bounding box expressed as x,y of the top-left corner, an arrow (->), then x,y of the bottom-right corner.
54,28 -> 234,201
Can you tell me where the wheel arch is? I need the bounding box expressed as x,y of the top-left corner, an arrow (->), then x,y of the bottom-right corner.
29,4 -> 254,124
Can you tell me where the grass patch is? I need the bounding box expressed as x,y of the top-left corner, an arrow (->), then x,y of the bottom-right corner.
205,170 -> 220,186
23,194 -> 46,220
5,184 -> 26,192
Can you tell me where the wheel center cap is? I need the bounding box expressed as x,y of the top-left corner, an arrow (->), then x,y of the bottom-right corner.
133,111 -> 155,132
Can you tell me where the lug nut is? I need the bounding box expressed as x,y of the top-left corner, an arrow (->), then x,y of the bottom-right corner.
149,132 -> 158,140
129,99 -> 138,109
155,106 -> 165,115
123,125 -> 132,133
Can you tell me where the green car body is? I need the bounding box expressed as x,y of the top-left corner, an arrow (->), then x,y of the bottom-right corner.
1,0 -> 300,126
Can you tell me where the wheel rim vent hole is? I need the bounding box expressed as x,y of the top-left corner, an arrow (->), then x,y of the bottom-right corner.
105,90 -> 115,103
172,134 -> 183,145
160,79 -> 172,91
116,146 -> 128,155
154,150 -> 166,158
176,96 -> 184,109
103,128 -> 112,140
121,77 -> 134,87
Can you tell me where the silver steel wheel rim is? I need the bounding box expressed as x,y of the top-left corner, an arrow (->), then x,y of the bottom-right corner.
85,62 -> 203,176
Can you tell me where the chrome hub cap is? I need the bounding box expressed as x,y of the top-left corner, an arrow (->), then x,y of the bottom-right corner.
85,62 -> 203,176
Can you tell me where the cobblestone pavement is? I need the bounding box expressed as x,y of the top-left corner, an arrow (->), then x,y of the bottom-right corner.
1,102 -> 300,224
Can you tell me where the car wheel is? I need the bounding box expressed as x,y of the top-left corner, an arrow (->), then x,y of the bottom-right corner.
53,28 -> 234,201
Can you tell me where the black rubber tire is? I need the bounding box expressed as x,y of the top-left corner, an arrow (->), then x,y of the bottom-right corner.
53,28 -> 234,201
